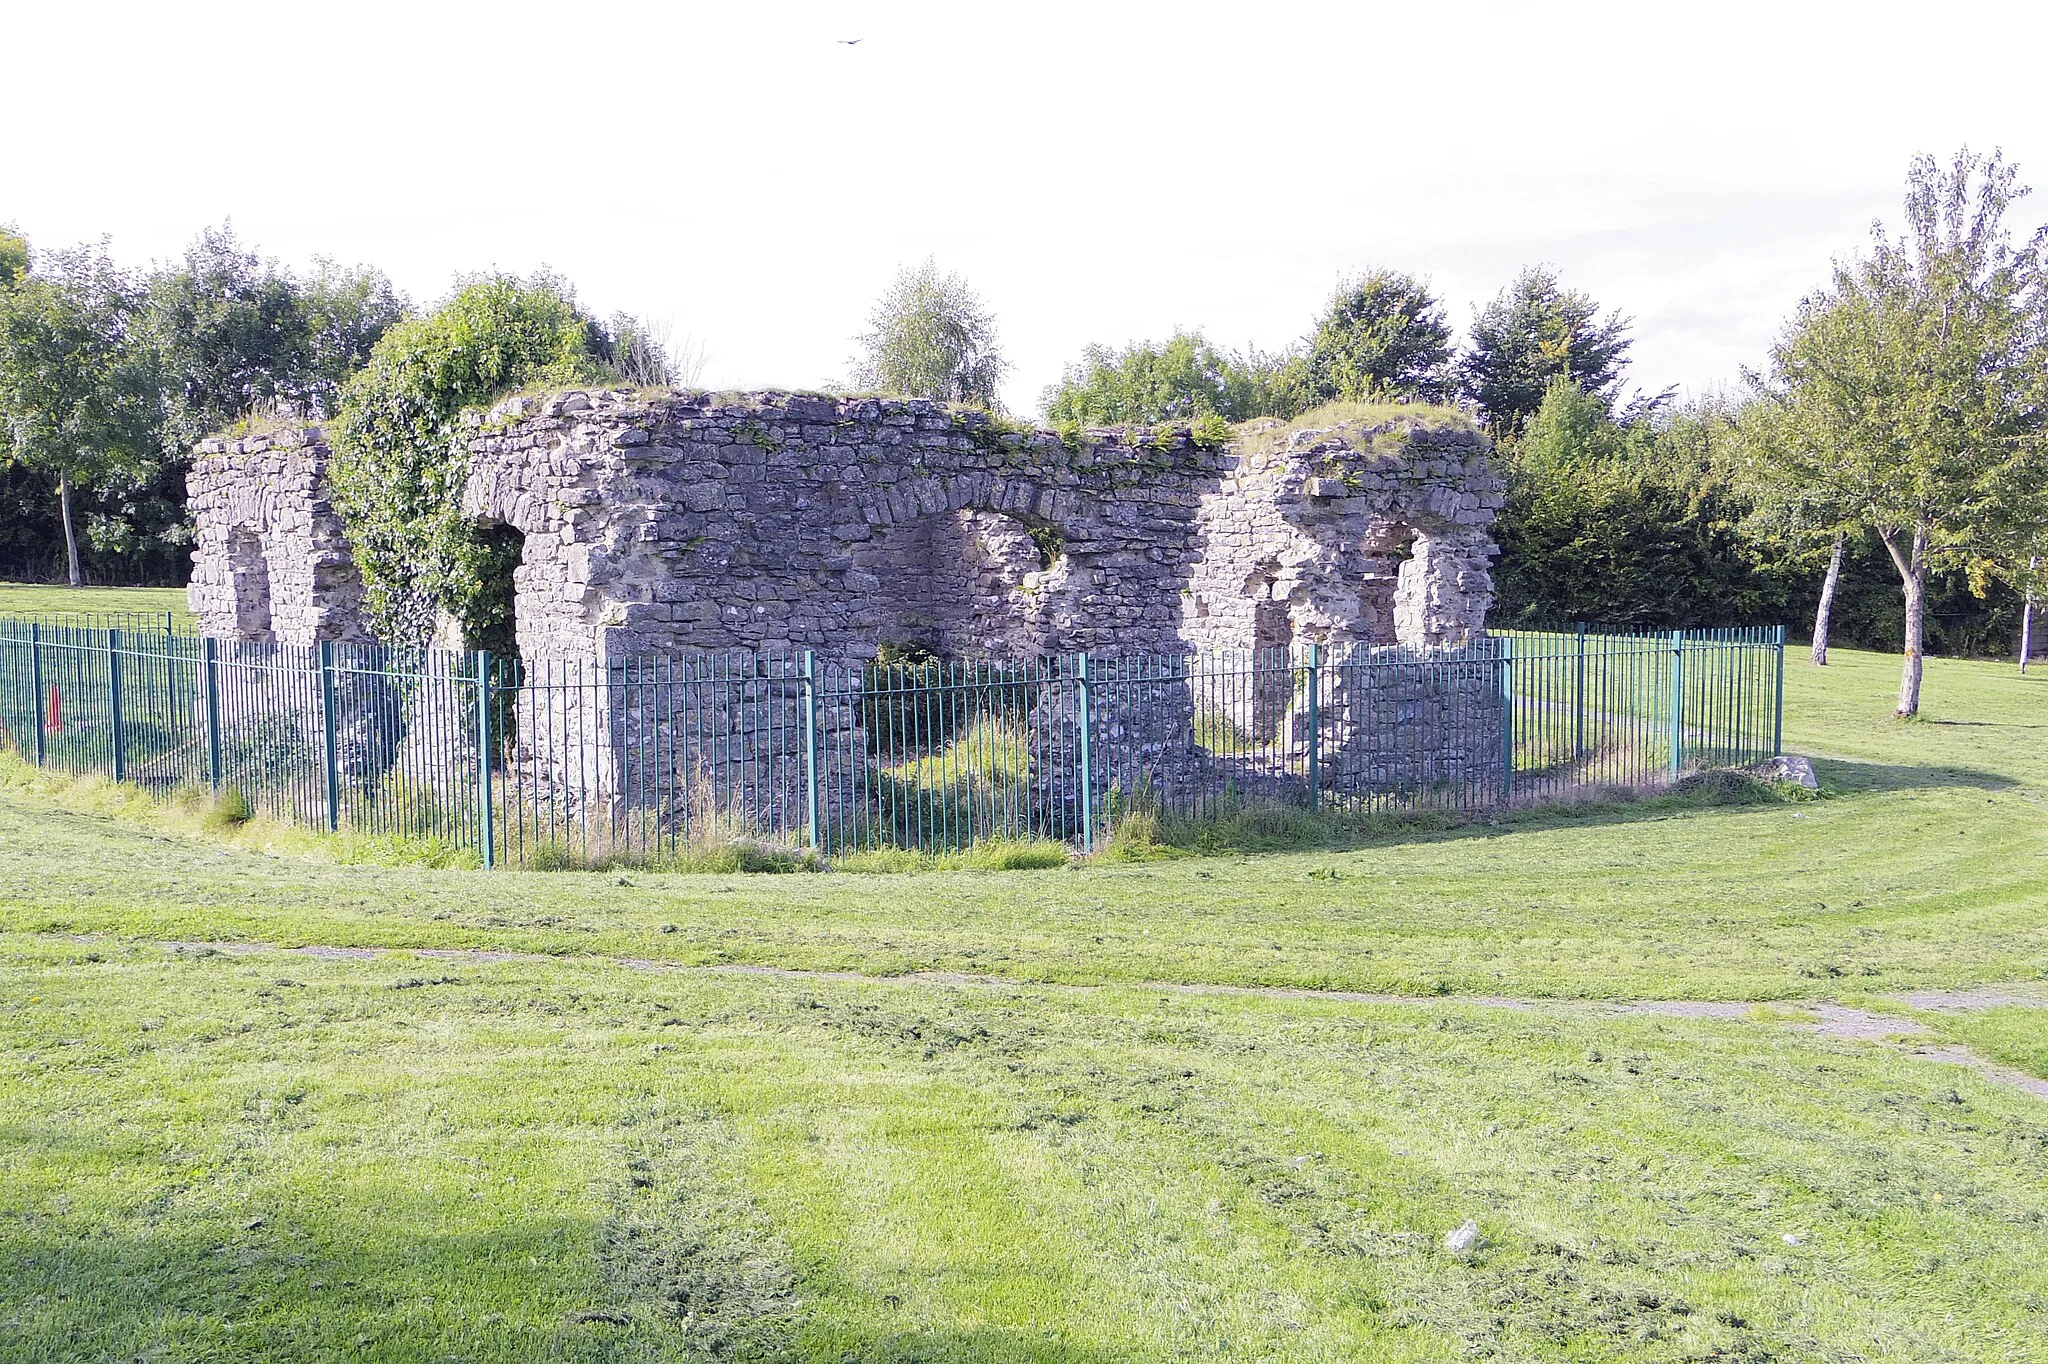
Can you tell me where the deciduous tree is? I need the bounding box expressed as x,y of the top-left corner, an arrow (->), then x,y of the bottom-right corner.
0,242 -> 159,586
1043,330 -> 1241,425
1748,150 -> 2048,716
1294,270 -> 1454,405
851,259 -> 1007,408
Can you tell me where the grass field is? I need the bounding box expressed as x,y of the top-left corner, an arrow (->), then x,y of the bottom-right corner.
0,581 -> 193,626
3,644 -> 2046,1360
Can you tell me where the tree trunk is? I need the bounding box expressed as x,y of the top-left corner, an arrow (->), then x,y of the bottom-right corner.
1879,522 -> 1928,718
2023,556 -> 2038,676
1811,531 -> 1844,665
58,467 -> 82,589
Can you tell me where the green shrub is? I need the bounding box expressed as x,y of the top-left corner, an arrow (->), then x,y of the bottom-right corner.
1668,769 -> 1784,806
329,275 -> 621,646
1098,809 -> 1168,862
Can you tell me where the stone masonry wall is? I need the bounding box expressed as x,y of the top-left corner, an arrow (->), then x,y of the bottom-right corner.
447,389 -> 1502,665
184,390 -> 1506,833
186,426 -> 366,646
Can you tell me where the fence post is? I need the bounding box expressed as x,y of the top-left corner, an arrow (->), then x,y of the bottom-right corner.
1499,634 -> 1514,802
1669,629 -> 1686,778
1572,623 -> 1586,760
318,640 -> 341,832
475,649 -> 495,869
29,623 -> 45,768
801,650 -> 821,852
1076,652 -> 1094,852
1305,642 -> 1322,810
203,636 -> 223,792
107,628 -> 126,784
1772,624 -> 1786,756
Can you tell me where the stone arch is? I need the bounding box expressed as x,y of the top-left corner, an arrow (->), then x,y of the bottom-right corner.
855,475 -> 1068,536
469,521 -> 527,661
845,505 -> 1073,660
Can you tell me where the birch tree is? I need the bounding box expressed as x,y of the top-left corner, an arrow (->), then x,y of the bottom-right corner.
1748,150 -> 2048,716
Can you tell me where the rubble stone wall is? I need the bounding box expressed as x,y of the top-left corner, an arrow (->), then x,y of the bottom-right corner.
441,388 -> 1503,665
184,390 -> 1506,829
185,427 -> 366,646
188,390 -> 1503,663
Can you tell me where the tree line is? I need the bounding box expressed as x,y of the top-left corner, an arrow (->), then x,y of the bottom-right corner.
5,148 -> 2044,713
857,153 -> 2048,716
0,227 -> 677,594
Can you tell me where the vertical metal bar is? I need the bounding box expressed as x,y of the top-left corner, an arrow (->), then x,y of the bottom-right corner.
476,649 -> 495,868
1305,642 -> 1322,810
1669,629 -> 1686,779
107,628 -> 126,783
204,636 -> 222,792
1573,623 -> 1586,762
802,650 -> 821,851
477,647 -> 497,860
29,623 -> 45,768
1772,623 -> 1786,756
1499,634 -> 1513,803
1076,652 -> 1094,852
318,640 -> 341,831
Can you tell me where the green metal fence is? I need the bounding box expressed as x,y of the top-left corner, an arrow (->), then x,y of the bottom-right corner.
0,619 -> 1785,866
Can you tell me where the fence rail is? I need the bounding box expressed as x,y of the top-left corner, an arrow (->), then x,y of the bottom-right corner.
0,618 -> 1785,867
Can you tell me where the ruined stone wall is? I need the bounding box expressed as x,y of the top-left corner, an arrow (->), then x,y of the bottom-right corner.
455,389 -> 1239,665
186,427 -> 367,646
1180,415 -> 1499,659
184,390 -> 1506,835
447,389 -> 1501,665
188,390 -> 1503,665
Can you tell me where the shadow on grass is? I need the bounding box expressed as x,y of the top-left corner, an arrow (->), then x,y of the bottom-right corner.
1807,756 -> 2018,794
0,1223 -> 1144,1364
1106,757 -> 2023,863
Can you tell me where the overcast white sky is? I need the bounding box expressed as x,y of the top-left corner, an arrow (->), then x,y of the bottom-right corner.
7,0 -> 2045,415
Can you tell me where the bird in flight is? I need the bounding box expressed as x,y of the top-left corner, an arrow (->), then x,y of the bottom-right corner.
838,37 -> 862,45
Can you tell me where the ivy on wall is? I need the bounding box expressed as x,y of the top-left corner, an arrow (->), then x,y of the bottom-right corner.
328,275 -> 615,647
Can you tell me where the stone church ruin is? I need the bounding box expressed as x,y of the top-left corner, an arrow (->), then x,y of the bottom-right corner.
185,389 -> 1505,842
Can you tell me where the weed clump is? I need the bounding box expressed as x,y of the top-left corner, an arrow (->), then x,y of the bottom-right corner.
1670,769 -> 1792,806
832,834 -> 1069,874
203,787 -> 253,830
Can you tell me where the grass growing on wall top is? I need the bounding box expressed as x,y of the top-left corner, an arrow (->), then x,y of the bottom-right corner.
1231,399 -> 1479,460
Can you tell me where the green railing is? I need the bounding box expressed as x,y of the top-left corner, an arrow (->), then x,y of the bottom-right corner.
0,619 -> 1785,866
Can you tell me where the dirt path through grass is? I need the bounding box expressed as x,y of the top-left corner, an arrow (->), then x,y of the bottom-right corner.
83,931 -> 2048,1100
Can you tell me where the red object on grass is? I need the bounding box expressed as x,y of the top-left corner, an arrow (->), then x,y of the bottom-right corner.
45,684 -> 61,732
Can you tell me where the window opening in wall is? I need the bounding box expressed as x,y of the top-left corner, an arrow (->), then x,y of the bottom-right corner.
1360,523 -> 1418,647
227,528 -> 274,642
470,522 -> 527,771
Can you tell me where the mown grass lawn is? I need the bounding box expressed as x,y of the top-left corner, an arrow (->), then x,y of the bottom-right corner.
2,645 -> 2046,1361
0,581 -> 192,625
